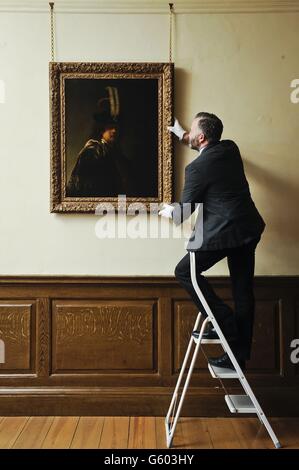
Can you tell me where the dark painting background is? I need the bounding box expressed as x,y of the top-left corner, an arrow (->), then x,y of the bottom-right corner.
65,78 -> 159,197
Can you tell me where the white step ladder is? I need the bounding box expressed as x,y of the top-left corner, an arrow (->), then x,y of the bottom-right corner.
165,251 -> 281,449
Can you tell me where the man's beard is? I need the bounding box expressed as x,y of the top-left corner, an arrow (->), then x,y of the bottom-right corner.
189,137 -> 199,151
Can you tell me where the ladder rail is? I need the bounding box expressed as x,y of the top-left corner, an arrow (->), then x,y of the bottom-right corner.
165,311 -> 202,424
189,251 -> 281,449
164,251 -> 281,449
165,316 -> 210,448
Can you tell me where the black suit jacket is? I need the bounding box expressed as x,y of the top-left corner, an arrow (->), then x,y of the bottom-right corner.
171,140 -> 266,251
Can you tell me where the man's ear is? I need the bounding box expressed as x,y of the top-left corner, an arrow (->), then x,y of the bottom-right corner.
198,132 -> 205,144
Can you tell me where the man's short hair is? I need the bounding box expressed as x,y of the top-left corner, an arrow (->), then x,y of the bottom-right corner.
195,112 -> 223,142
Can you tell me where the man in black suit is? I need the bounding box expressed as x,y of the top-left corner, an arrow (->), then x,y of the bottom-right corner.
161,112 -> 265,370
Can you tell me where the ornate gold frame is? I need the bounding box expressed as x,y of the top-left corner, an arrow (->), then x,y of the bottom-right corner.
49,62 -> 174,213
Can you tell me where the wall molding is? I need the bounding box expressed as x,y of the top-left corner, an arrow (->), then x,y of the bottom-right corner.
0,275 -> 298,284
0,386 -> 298,416
0,0 -> 298,14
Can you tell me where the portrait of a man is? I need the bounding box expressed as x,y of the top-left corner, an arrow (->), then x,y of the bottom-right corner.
66,86 -> 133,197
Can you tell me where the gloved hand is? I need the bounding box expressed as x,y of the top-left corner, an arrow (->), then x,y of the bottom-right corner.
167,118 -> 187,140
158,203 -> 174,219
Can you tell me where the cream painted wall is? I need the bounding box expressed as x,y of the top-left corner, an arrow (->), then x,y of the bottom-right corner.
0,4 -> 298,275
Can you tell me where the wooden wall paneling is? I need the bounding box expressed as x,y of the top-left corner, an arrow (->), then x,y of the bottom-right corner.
247,299 -> 281,372
36,298 -> 50,377
51,299 -> 157,369
0,300 -> 36,374
157,296 -> 173,386
294,300 -> 299,377
0,276 -> 298,415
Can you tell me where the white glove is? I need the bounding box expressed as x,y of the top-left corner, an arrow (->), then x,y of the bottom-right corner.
158,203 -> 174,219
167,118 -> 187,141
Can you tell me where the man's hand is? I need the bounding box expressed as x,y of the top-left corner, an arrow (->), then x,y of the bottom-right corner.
167,118 -> 187,141
158,203 -> 174,219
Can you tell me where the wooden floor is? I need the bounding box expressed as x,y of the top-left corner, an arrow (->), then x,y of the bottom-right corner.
0,417 -> 297,449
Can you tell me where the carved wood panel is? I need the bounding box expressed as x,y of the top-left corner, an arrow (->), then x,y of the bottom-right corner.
0,301 -> 35,372
173,298 -> 281,374
51,300 -> 157,372
173,300 -> 225,373
36,298 -> 50,377
295,301 -> 299,376
247,299 -> 281,371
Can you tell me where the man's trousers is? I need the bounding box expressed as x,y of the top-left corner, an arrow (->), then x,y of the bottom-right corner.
174,236 -> 261,360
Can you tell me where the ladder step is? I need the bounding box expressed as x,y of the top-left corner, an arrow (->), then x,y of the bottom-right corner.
208,363 -> 238,379
193,337 -> 221,344
192,331 -> 221,344
201,338 -> 222,344
225,395 -> 256,413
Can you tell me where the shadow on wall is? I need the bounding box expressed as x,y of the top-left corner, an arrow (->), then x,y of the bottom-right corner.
173,67 -> 193,201
243,157 -> 299,245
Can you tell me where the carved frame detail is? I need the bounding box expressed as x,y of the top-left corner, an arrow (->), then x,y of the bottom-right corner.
49,62 -> 174,213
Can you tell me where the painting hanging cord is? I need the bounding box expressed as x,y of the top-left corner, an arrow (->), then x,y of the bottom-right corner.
49,2 -> 174,63
169,3 -> 174,63
49,2 -> 55,62
49,4 -> 174,212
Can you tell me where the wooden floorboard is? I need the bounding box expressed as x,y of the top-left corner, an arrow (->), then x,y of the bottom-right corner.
155,417 -> 168,449
0,417 -> 297,449
41,417 -> 79,449
171,417 -> 213,449
0,417 -> 28,449
230,417 -> 274,449
13,417 -> 54,449
99,417 -> 129,449
270,418 -> 299,449
71,417 -> 105,449
202,417 -> 243,449
128,417 -> 156,449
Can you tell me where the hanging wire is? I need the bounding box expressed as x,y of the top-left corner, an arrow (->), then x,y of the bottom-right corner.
169,3 -> 174,63
49,2 -> 55,62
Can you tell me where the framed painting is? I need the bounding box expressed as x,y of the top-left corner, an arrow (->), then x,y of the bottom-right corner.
49,62 -> 174,213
